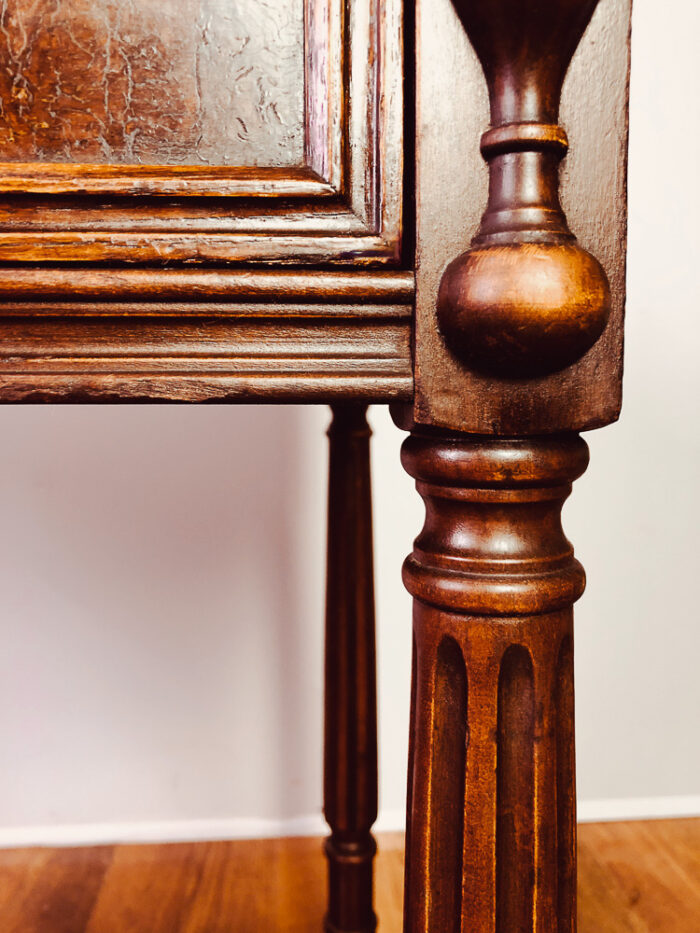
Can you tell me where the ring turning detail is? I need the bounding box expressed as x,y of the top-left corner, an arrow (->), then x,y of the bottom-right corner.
437,0 -> 611,378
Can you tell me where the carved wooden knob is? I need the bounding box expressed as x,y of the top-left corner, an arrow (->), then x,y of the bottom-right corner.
437,0 -> 611,378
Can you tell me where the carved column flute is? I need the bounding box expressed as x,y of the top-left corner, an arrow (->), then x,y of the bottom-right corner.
400,1 -> 623,929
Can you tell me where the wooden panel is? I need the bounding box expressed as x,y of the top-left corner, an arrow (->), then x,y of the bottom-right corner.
411,0 -> 631,434
0,0 -> 305,167
0,0 -> 404,265
0,0 -> 403,264
0,0 -> 409,403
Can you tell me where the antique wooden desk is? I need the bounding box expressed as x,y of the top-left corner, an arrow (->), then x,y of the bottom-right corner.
0,0 -> 631,929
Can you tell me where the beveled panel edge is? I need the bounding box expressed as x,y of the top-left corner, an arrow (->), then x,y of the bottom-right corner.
306,0 -> 344,189
0,164 -> 335,198
0,0 -> 405,265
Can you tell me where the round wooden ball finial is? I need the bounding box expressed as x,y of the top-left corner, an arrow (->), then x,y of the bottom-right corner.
437,0 -> 611,379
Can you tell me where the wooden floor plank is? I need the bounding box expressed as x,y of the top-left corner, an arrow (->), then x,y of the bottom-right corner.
0,820 -> 697,931
0,846 -> 113,933
578,819 -> 700,933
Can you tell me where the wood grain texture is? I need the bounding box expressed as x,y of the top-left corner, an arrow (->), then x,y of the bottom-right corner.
577,820 -> 700,933
400,433 -> 588,931
436,0 -> 612,381
0,316 -> 413,403
0,270 -> 414,403
0,0 -> 404,264
0,823 -> 698,931
412,0 -> 631,434
324,405 -> 378,932
0,0 -> 305,167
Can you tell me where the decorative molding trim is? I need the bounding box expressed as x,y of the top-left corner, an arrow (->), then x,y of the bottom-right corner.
0,269 -> 415,403
0,0 -> 404,265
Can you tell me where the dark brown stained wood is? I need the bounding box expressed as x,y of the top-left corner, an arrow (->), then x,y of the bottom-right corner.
426,638 -> 467,932
496,647 -> 535,932
401,432 -> 588,931
403,639 -> 418,928
0,0 -> 306,167
0,0 -> 404,265
411,0 -> 631,434
0,0 -> 408,401
0,269 -> 415,303
0,270 -> 414,402
556,637 -> 577,933
399,2 -> 631,926
324,405 -> 378,933
0,316 -> 412,403
436,0 -> 612,381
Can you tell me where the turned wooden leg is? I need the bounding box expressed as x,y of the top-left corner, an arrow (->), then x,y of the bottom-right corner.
323,404 -> 378,933
401,431 -> 588,932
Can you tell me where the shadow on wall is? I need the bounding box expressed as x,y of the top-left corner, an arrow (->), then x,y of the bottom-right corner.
0,405 -> 326,829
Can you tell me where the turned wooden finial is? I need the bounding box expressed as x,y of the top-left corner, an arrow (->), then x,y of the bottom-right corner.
437,0 -> 611,378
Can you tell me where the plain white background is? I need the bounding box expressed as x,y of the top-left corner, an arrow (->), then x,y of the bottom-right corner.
0,0 -> 698,844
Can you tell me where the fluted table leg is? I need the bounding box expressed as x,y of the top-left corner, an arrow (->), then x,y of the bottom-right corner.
323,404 -> 378,933
401,431 -> 588,932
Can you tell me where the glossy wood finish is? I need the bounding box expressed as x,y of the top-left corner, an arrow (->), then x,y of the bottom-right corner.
2,822 -> 699,932
0,0 -> 408,405
0,270 -> 414,402
0,0 -> 306,167
436,0 -> 611,379
0,0 -> 404,263
324,405 -> 378,933
0,0 -> 404,402
0,0 -> 633,929
401,433 -> 587,931
410,0 -> 631,434
397,1 -> 631,926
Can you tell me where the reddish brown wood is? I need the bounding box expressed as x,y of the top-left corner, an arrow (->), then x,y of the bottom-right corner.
0,270 -> 414,403
436,0 -> 611,379
0,0 -> 404,265
324,404 -> 378,933
401,432 -> 588,931
0,2 -> 633,931
3,824 -> 700,931
398,2 -> 630,927
0,0 -> 408,403
410,0 -> 631,434
0,0 -> 307,168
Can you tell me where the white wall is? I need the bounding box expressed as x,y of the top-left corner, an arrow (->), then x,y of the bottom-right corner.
0,0 -> 698,845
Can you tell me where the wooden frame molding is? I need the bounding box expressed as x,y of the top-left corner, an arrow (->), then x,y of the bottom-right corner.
0,0 -> 404,267
0,270 -> 414,403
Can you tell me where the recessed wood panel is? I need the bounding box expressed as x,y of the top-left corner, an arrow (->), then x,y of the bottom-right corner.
0,0 -> 408,402
0,0 -> 405,267
0,0 -> 305,167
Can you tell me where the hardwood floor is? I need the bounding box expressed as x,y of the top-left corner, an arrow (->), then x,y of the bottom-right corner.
0,820 -> 697,932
